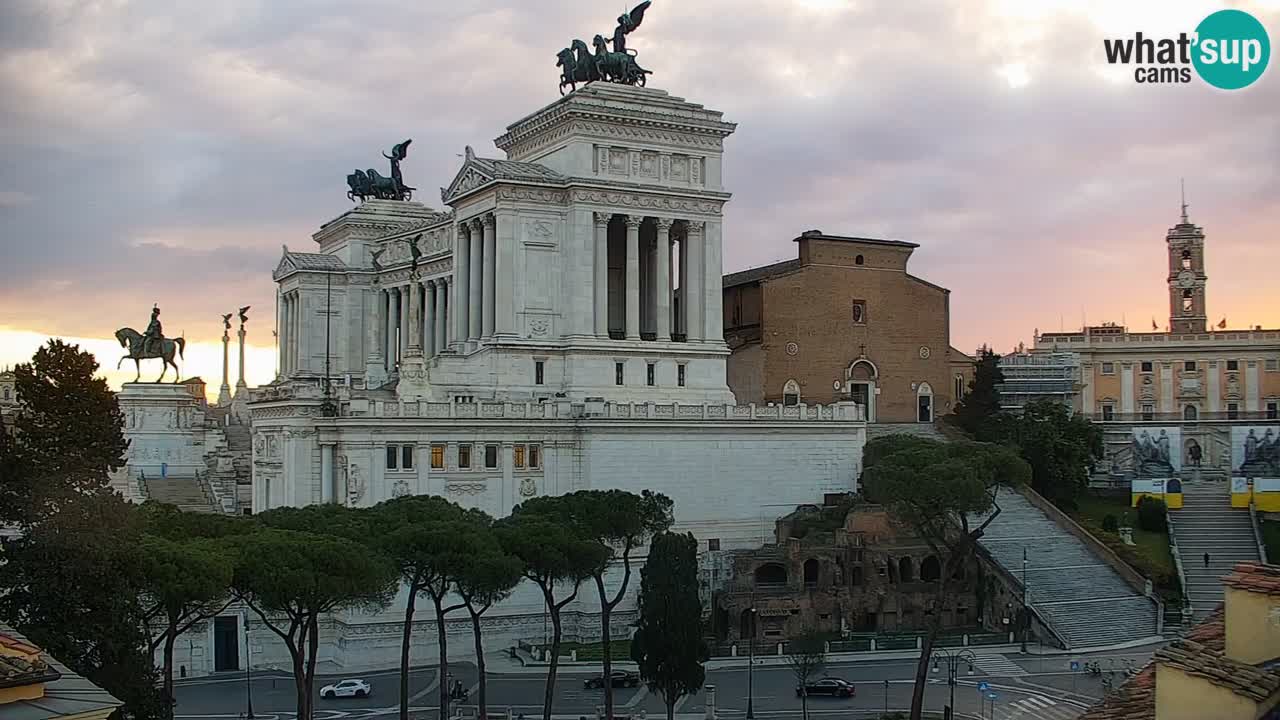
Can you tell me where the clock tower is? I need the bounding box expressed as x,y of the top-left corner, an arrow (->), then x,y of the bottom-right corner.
1167,196 -> 1207,334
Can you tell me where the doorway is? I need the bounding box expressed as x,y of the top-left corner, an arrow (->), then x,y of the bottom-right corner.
213,616 -> 240,672
917,382 -> 934,422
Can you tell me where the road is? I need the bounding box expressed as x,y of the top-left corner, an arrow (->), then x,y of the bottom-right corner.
175,648 -> 1155,720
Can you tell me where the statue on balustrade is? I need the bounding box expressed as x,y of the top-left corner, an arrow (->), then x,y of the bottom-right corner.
557,1 -> 652,94
347,139 -> 415,202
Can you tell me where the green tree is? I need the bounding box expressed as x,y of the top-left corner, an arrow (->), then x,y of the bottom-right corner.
787,628 -> 828,720
629,532 -> 707,720
953,346 -> 1004,440
3,339 -> 127,525
992,398 -> 1102,508
0,494 -> 165,720
553,490 -> 673,720
370,495 -> 476,720
225,526 -> 397,720
455,518 -> 523,720
498,504 -> 609,720
861,435 -> 1030,720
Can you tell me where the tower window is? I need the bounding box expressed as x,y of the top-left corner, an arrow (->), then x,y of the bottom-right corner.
1182,290 -> 1194,313
1184,361 -> 1197,372
855,254 -> 865,266
1227,360 -> 1239,371
1140,361 -> 1153,373
1181,249 -> 1192,270
852,300 -> 867,324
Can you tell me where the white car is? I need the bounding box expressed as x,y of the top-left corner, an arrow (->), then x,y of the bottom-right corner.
320,678 -> 371,699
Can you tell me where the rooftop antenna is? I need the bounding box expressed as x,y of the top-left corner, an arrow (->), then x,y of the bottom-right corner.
1180,178 -> 1189,223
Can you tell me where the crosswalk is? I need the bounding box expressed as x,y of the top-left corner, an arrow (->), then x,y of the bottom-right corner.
971,652 -> 1029,677
997,694 -> 1080,719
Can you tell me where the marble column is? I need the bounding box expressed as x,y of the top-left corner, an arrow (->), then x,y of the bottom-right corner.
455,223 -> 471,347
389,288 -> 401,369
275,289 -> 284,376
468,218 -> 484,341
399,285 -> 410,360
423,280 -> 436,358
703,220 -> 723,342
654,218 -> 673,341
593,212 -> 610,337
407,279 -> 423,353
236,323 -> 247,390
684,221 -> 705,342
624,215 -> 642,340
494,211 -> 515,338
383,289 -> 395,372
280,295 -> 290,373
219,327 -> 231,404
482,214 -> 496,340
366,287 -> 385,380
437,278 -> 450,351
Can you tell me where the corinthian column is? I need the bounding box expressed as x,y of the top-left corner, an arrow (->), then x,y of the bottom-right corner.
684,221 -> 705,342
593,212 -> 610,337
624,215 -> 643,340
423,279 -> 436,358
407,279 -> 422,354
654,218 -> 673,341
455,223 -> 471,347
482,214 -> 496,340
468,218 -> 483,341
437,278 -> 449,351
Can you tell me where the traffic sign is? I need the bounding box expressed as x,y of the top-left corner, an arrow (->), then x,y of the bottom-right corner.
977,681 -> 990,691
988,692 -> 998,700
1070,660 -> 1081,671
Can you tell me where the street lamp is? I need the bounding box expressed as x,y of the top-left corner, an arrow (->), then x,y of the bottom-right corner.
746,604 -> 757,720
244,615 -> 255,719
930,647 -> 975,720
1020,547 -> 1029,653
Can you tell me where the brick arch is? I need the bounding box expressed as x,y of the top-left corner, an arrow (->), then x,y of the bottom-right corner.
847,359 -> 878,381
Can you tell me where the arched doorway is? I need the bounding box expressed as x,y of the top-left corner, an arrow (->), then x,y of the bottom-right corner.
754,563 -> 788,587
803,558 -> 820,585
917,382 -> 934,423
783,379 -> 801,407
920,556 -> 941,582
847,359 -> 878,422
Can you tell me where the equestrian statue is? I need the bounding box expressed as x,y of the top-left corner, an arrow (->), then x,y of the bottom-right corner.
557,1 -> 652,95
347,139 -> 415,202
115,305 -> 186,383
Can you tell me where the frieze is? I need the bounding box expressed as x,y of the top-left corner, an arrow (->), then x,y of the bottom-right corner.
571,189 -> 722,216
496,187 -> 567,204
447,482 -> 487,496
374,260 -> 453,287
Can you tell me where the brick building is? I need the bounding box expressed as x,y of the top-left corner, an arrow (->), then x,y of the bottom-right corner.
723,230 -> 973,423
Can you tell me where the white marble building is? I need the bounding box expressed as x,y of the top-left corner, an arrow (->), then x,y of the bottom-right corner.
165,84 -> 869,676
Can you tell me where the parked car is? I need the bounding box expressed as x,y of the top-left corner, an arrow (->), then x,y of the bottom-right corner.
796,677 -> 855,697
584,670 -> 641,689
320,678 -> 372,699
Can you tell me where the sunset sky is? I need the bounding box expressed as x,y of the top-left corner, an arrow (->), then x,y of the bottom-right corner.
1,0 -> 1277,394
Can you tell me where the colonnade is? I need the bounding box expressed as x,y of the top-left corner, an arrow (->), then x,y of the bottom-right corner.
593,212 -> 707,342
368,277 -> 451,374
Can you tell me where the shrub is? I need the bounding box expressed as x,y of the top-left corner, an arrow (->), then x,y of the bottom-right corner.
1102,514 -> 1119,533
1136,496 -> 1168,533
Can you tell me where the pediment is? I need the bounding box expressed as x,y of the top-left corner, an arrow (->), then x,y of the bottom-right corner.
441,148 -> 496,204
273,248 -> 298,280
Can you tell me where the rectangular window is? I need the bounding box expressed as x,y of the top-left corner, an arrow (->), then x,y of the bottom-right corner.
615,362 -> 624,386
1228,403 -> 1240,420
454,394 -> 475,404
458,444 -> 472,469
529,444 -> 540,469
1140,361 -> 1153,373
1185,360 -> 1197,372
851,300 -> 867,324
677,364 -> 686,387
1102,405 -> 1114,422
1101,362 -> 1115,375
514,445 -> 526,469
1267,359 -> 1279,372
1142,404 -> 1154,422
386,445 -> 398,470
431,444 -> 445,469
1268,402 -> 1278,420
535,360 -> 545,386
647,362 -> 656,387
1227,359 -> 1239,371
707,538 -> 721,552
485,444 -> 499,469
401,445 -> 414,470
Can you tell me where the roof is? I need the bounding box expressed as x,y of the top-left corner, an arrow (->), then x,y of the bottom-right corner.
722,259 -> 801,289
1223,563 -> 1280,596
794,229 -> 919,249
284,252 -> 346,271
441,146 -> 567,202
0,623 -> 122,720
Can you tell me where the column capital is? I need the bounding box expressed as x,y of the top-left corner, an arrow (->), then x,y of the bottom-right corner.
623,214 -> 645,229
482,213 -> 496,230
457,222 -> 470,238
469,217 -> 484,232
654,217 -> 675,233
593,211 -> 612,228
685,219 -> 706,236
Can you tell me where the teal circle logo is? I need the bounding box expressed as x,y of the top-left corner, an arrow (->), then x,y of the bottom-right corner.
1193,9 -> 1270,89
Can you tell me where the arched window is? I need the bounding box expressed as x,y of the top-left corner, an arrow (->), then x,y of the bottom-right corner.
920,556 -> 941,582
803,558 -> 820,585
783,379 -> 801,407
898,557 -> 914,583
1184,404 -> 1198,421
917,382 -> 934,423
855,254 -> 865,266
954,374 -> 965,401
1181,249 -> 1192,270
1182,289 -> 1194,313
754,563 -> 788,586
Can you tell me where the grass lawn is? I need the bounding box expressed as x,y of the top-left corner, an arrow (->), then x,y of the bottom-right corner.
1069,492 -> 1178,599
553,638 -> 633,662
1261,519 -> 1280,564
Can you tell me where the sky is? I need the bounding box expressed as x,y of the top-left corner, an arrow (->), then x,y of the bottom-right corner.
1,0 -> 1277,393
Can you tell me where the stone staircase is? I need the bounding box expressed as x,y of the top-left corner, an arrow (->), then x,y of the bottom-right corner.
1170,480 -> 1261,619
142,474 -> 219,513
976,491 -> 1160,649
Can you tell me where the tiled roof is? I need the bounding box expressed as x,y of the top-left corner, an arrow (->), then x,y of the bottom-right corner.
0,630 -> 59,691
1224,563 -> 1280,596
472,156 -> 565,183
0,623 -> 121,720
722,259 -> 801,288
285,252 -> 346,271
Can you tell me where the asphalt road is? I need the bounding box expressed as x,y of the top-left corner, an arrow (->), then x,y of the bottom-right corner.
174,649 -> 1150,720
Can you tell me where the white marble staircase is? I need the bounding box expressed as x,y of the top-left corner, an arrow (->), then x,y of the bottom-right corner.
142,474 -> 218,513
1170,480 -> 1262,619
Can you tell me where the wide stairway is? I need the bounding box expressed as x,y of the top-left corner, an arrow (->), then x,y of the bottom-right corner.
143,475 -> 218,513
1171,480 -> 1261,619
976,491 -> 1160,649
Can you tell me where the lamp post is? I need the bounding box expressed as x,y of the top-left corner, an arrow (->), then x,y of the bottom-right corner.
244,615 -> 255,719
930,647 -> 975,720
1020,547 -> 1029,653
746,603 -> 757,720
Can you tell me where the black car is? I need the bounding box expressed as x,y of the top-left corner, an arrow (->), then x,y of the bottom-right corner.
796,678 -> 856,697
585,670 -> 641,689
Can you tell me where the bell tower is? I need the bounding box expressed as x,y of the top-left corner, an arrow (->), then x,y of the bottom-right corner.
1167,186 -> 1207,334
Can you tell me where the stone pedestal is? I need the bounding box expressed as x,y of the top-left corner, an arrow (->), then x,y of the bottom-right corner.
395,356 -> 430,400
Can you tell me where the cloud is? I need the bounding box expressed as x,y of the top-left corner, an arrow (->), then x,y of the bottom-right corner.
0,0 -> 1277,371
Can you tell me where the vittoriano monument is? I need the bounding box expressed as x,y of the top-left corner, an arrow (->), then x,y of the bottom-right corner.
557,1 -> 652,94
347,139 -> 415,202
116,305 -> 186,382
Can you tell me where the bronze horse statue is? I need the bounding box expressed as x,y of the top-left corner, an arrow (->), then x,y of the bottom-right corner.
115,327 -> 185,383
